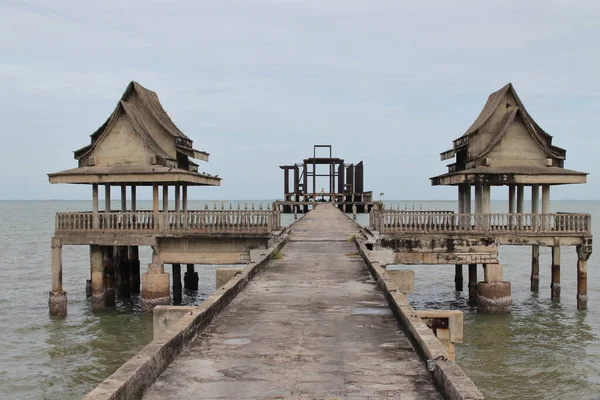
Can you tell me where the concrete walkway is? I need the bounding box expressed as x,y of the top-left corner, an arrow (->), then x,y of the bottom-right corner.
143,204 -> 441,399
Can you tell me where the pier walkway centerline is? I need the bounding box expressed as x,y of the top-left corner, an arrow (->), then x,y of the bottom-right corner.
143,204 -> 441,399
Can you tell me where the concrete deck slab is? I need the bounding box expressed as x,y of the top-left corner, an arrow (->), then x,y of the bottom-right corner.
143,204 -> 441,399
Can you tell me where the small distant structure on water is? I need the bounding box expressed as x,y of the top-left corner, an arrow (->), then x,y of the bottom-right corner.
277,144 -> 379,214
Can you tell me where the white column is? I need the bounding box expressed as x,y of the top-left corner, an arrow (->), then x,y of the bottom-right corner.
542,185 -> 550,214
482,185 -> 491,214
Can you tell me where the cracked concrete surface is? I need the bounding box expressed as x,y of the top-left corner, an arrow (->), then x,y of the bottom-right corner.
143,204 -> 441,399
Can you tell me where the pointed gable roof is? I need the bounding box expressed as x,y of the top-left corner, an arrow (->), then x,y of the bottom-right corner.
461,82 -> 565,159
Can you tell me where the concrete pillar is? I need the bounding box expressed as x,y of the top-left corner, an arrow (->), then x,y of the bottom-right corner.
468,264 -> 478,299
174,184 -> 181,229
184,264 -> 199,290
141,263 -> 171,311
541,185 -> 550,213
352,204 -> 357,220
576,245 -> 590,310
128,246 -> 140,294
474,184 -> 483,214
153,184 -> 159,230
508,185 -> 516,214
49,237 -> 67,316
92,184 -> 99,229
182,184 -> 188,213
477,263 -> 512,313
531,184 -> 540,232
90,245 -> 105,310
464,185 -> 472,213
293,205 -> 298,220
121,184 -> 127,211
163,185 -> 169,230
517,184 -> 524,229
531,245 -> 539,291
551,246 -> 561,300
454,264 -> 463,291
482,185 -> 491,214
105,185 -> 111,212
116,246 -> 130,298
103,247 -> 116,308
131,185 -> 136,212
172,263 -> 182,305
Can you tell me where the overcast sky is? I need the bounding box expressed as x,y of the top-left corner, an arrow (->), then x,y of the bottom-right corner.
1,0 -> 599,200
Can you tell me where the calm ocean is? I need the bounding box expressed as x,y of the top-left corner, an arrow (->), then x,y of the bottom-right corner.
0,200 -> 598,399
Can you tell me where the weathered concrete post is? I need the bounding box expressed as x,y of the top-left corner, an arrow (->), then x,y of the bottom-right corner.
184,264 -> 199,290
468,264 -> 478,299
477,263 -> 512,313
551,246 -> 561,300
141,262 -> 171,311
454,264 -> 463,291
508,184 -> 515,229
175,184 -> 181,229
542,185 -> 550,230
90,245 -> 105,310
103,247 -> 116,308
172,263 -> 182,305
352,204 -> 357,220
49,237 -> 67,316
293,205 -> 298,220
117,246 -> 130,298
531,245 -> 540,292
128,246 -> 141,294
482,184 -> 491,231
576,244 -> 590,310
531,185 -> 540,291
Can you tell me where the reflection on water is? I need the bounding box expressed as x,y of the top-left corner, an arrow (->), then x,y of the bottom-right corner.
0,200 -> 599,399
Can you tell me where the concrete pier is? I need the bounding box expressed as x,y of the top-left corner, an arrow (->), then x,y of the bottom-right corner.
183,264 -> 198,290
477,263 -> 512,313
468,264 -> 478,299
129,246 -> 140,294
454,264 -> 463,291
531,245 -> 540,291
49,237 -> 67,316
141,263 -> 170,312
551,246 -> 561,300
141,204 -> 442,399
172,263 -> 182,305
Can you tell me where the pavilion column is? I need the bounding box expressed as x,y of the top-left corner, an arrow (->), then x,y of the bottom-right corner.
92,184 -> 99,229
120,184 -> 127,212
184,264 -> 199,290
551,246 -> 561,300
49,237 -> 67,316
477,263 -> 512,313
141,261 -> 171,311
153,184 -> 159,230
508,185 -> 516,214
175,184 -> 181,229
172,264 -> 182,305
542,185 -> 550,231
516,184 -> 524,229
131,185 -> 136,212
182,184 -> 188,227
482,184 -> 491,230
474,184 -> 483,214
531,185 -> 540,291
455,185 -> 466,291
163,185 -> 169,230
105,185 -> 111,212
576,244 -> 590,310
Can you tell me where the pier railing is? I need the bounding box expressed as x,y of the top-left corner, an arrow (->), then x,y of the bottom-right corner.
372,211 -> 591,235
55,210 -> 281,234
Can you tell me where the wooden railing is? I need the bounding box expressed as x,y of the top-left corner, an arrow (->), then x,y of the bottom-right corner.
55,210 -> 281,234
372,211 -> 591,235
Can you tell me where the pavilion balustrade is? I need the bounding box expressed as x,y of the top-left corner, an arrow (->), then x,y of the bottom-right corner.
55,209 -> 281,234
371,210 -> 591,235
